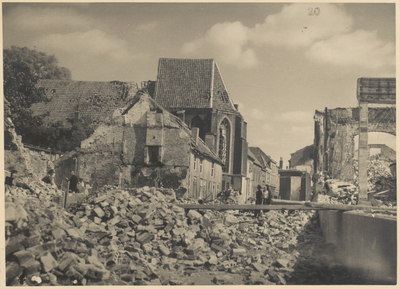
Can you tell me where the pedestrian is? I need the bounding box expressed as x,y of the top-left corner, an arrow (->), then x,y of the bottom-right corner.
263,185 -> 272,212
42,169 -> 55,186
69,171 -> 79,193
254,185 -> 263,218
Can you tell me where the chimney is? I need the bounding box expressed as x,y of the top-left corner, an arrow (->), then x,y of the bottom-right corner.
205,133 -> 215,151
279,157 -> 283,169
192,127 -> 199,146
234,104 -> 239,111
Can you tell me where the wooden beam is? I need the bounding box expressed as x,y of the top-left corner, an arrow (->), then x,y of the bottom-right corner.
271,199 -> 306,205
177,204 -> 313,211
176,202 -> 397,213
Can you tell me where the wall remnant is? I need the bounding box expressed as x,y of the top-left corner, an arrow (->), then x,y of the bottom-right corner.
313,106 -> 395,183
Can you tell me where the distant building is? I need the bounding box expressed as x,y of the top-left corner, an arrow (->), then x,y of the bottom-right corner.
249,147 -> 279,196
246,148 -> 265,200
151,58 -> 248,193
289,144 -> 314,174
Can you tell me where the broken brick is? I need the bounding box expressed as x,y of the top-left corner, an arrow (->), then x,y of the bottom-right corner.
158,244 -> 171,256
94,207 -> 105,218
136,232 -> 154,244
131,214 -> 142,224
6,262 -> 23,285
40,252 -> 58,272
210,243 -> 225,253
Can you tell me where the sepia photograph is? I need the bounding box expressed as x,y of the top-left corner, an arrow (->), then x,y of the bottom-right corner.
2,1 -> 397,286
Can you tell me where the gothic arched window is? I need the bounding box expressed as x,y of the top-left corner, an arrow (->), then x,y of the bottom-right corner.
218,118 -> 230,172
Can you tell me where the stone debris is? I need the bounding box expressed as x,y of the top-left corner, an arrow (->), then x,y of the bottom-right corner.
324,179 -> 358,205
318,156 -> 396,208
5,178 -> 353,286
367,157 -> 396,207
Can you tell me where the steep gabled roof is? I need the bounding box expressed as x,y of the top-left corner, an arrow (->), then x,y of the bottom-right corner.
31,79 -> 138,127
154,58 -> 237,113
249,147 -> 276,169
248,148 -> 263,167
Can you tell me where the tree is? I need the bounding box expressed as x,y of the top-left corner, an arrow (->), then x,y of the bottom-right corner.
4,46 -> 72,145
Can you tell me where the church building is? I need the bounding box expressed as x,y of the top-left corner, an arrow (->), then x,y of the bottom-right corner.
150,58 -> 248,193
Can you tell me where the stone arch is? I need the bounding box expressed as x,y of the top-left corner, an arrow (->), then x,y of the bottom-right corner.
217,117 -> 231,173
354,132 -> 396,159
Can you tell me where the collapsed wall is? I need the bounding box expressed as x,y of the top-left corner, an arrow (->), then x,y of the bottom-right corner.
313,107 -> 395,182
4,117 -> 52,181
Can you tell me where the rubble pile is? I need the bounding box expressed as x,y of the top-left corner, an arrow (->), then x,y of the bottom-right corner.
323,179 -> 358,205
367,157 -> 396,207
6,183 -> 351,286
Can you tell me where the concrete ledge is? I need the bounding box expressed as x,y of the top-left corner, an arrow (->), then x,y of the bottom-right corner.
319,210 -> 397,284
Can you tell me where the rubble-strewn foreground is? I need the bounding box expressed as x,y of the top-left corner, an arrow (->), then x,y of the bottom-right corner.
5,180 -> 352,286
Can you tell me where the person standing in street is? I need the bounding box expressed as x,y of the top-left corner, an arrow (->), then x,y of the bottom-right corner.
263,185 -> 272,212
254,185 -> 263,218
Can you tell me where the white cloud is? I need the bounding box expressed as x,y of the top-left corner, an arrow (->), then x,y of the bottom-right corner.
306,30 -> 395,69
246,108 -> 268,121
182,21 -> 257,68
181,3 -> 393,71
4,6 -> 93,33
250,3 -> 353,48
4,5 -> 141,74
34,30 -> 132,60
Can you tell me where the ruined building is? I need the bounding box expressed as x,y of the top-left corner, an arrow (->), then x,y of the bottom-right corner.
77,92 -> 223,199
313,78 -> 396,199
314,105 -> 396,182
150,58 -> 248,193
30,80 -> 223,199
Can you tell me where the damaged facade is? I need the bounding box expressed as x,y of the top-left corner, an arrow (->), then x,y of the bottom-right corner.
57,92 -> 223,199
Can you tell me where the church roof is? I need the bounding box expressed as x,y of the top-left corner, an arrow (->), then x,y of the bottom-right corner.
154,58 -> 238,113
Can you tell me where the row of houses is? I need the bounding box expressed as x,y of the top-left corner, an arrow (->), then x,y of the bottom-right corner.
30,58 -> 279,201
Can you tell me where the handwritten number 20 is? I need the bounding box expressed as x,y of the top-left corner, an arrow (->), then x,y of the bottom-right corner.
308,7 -> 320,16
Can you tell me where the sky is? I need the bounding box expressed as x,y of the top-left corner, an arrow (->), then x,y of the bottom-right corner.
2,2 -> 396,165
